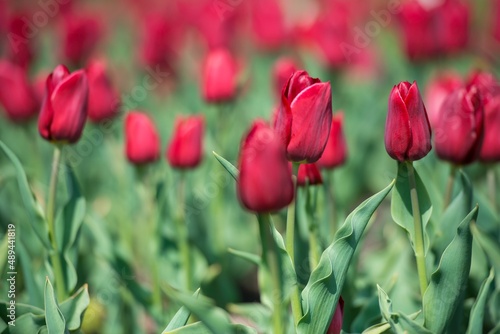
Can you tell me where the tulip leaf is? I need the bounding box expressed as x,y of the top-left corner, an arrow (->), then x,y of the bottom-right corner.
423,206 -> 478,333
213,151 -> 238,180
391,162 -> 432,255
0,140 -> 51,249
59,284 -> 89,331
466,268 -> 494,334
228,248 -> 261,267
164,289 -> 200,331
362,311 -> 421,334
44,278 -> 67,334
163,321 -> 257,334
471,223 -> 500,271
297,180 -> 394,334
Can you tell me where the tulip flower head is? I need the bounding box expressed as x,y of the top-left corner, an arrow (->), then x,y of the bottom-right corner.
297,163 -> 323,187
125,112 -> 160,164
317,112 -> 348,169
425,72 -> 463,128
274,70 -> 333,163
385,81 -> 432,162
238,120 -> 294,212
38,65 -> 89,144
202,48 -> 238,103
86,60 -> 120,123
479,95 -> 500,162
167,115 -> 204,169
272,57 -> 299,99
434,85 -> 483,165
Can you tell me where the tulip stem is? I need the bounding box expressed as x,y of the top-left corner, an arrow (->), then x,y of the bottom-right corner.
174,173 -> 192,291
406,161 -> 428,299
46,146 -> 66,301
443,165 -> 457,209
286,163 -> 303,326
258,214 -> 284,334
325,171 -> 337,239
306,186 -> 320,271
487,168 -> 497,214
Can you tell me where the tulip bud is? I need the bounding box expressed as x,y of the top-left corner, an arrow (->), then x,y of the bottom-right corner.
250,0 -> 288,50
385,81 -> 432,162
274,70 -> 332,163
86,60 -> 120,122
272,57 -> 298,99
38,65 -> 89,143
167,115 -> 204,169
479,95 -> 500,162
125,112 -> 160,164
425,72 -> 463,128
238,120 -> 294,212
327,297 -> 344,334
467,71 -> 500,106
0,59 -> 39,122
60,13 -> 102,66
202,48 -> 238,103
297,163 -> 323,187
434,85 -> 483,164
7,14 -> 35,69
317,112 -> 347,169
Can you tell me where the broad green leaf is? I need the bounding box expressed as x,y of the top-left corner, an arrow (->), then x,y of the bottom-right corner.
59,284 -> 89,331
6,313 -> 45,334
391,162 -> 432,254
44,278 -> 67,334
164,289 -> 200,331
227,303 -> 271,331
164,321 -> 257,334
466,268 -> 494,334
432,172 -> 472,257
297,181 -> 394,334
0,141 -> 51,249
423,206 -> 478,333
228,248 -> 261,266
213,151 -> 238,180
55,191 -> 86,252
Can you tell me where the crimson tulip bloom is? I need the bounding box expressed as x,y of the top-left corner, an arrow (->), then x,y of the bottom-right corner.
327,297 -> 344,334
38,65 -> 89,143
7,14 -> 34,69
467,71 -> 500,106
274,70 -> 332,163
167,115 -> 204,169
202,48 -> 238,103
60,13 -> 102,66
425,72 -> 463,128
317,112 -> 348,169
125,112 -> 160,164
297,163 -> 323,187
272,57 -> 298,99
86,60 -> 120,122
238,120 -> 293,212
434,85 -> 483,164
0,60 -> 39,122
250,0 -> 288,50
385,81 -> 432,162
479,96 -> 500,162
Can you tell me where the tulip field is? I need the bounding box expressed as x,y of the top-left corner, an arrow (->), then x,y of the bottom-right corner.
1,0 -> 500,333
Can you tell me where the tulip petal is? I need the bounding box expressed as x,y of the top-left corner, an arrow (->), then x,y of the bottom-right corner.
385,86 -> 411,161
38,73 -> 56,140
406,82 -> 432,160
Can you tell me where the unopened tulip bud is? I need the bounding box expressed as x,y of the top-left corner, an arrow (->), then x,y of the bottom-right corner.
317,112 -> 347,169
202,48 -> 238,103
86,60 -> 120,122
167,115 -> 204,169
297,163 -> 323,187
327,297 -> 344,334
125,111 -> 160,164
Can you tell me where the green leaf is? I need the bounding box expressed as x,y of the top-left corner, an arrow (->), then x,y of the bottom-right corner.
466,268 -> 495,334
163,321 -> 257,334
213,151 -> 238,180
0,141 -> 51,249
471,223 -> 500,271
228,248 -> 261,267
6,313 -> 45,334
44,278 -> 67,334
423,206 -> 478,333
59,284 -> 89,331
297,181 -> 394,334
55,189 -> 86,252
164,289 -> 200,331
391,162 -> 432,254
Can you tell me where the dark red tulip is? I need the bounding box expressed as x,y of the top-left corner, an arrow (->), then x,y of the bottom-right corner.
167,115 -> 204,169
38,65 -> 89,143
466,71 -> 500,106
317,112 -> 347,169
297,163 -> 323,187
274,70 -> 332,163
434,85 -> 483,165
7,13 -> 35,69
238,120 -> 294,212
86,60 -> 120,122
60,12 -> 102,66
125,111 -> 160,164
327,297 -> 344,334
272,57 -> 298,99
0,59 -> 39,122
202,48 -> 238,103
479,95 -> 500,162
425,72 -> 463,128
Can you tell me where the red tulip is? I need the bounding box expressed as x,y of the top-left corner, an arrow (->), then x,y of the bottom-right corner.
38,65 -> 89,143
238,120 -> 294,212
434,85 -> 483,164
0,59 -> 39,122
140,13 -> 178,73
125,112 -> 160,164
202,48 -> 238,103
249,0 -> 288,50
274,70 -> 332,163
297,163 -> 323,187
7,13 -> 35,69
385,81 -> 431,162
86,60 -> 120,122
479,95 -> 500,162
317,112 -> 347,169
466,71 -> 500,106
272,57 -> 299,99
167,115 -> 204,169
327,297 -> 344,334
425,72 -> 463,128
60,12 -> 102,66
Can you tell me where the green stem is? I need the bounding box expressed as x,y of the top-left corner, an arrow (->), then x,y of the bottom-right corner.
286,163 -> 302,326
258,214 -> 284,334
487,168 -> 497,214
406,161 -> 428,299
443,165 -> 457,209
174,174 -> 192,291
325,171 -> 337,239
306,186 -> 320,271
46,146 -> 66,301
